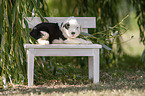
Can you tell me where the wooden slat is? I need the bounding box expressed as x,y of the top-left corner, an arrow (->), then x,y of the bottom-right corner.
34,49 -> 94,56
24,17 -> 96,28
24,44 -> 102,49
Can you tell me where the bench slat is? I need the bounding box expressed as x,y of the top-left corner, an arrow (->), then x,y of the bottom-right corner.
24,17 -> 96,28
24,44 -> 102,49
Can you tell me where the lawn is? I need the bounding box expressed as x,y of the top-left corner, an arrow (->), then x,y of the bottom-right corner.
1,70 -> 145,96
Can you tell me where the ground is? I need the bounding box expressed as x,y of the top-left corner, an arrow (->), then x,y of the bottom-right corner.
1,70 -> 145,96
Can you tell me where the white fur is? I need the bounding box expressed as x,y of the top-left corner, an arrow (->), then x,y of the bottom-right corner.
40,31 -> 49,40
52,38 -> 64,44
37,31 -> 49,45
37,39 -> 49,45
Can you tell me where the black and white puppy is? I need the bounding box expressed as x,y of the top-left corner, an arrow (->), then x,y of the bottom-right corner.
30,22 -> 66,45
30,17 -> 92,45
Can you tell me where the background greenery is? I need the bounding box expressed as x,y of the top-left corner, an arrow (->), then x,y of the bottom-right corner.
0,0 -> 145,88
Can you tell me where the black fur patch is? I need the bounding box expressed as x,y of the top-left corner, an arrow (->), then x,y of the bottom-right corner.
63,23 -> 70,29
30,23 -> 66,44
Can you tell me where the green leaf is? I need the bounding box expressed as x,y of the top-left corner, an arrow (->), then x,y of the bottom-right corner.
141,49 -> 145,67
141,49 -> 145,59
4,9 -> 10,27
131,36 -> 134,39
113,31 -> 118,36
12,2 -> 17,24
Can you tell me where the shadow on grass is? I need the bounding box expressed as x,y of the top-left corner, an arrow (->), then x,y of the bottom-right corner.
1,70 -> 145,95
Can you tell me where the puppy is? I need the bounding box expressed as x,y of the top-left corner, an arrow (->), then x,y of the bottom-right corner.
30,22 -> 66,45
30,17 -> 92,45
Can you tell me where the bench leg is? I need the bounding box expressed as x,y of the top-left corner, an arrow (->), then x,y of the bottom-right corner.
27,49 -> 34,87
88,49 -> 99,84
88,56 -> 93,79
93,49 -> 99,84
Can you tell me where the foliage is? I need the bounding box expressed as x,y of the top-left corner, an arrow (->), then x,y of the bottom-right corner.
71,0 -> 145,68
34,59 -> 89,85
72,0 -> 127,68
0,0 -> 48,88
131,0 -> 145,68
131,0 -> 145,45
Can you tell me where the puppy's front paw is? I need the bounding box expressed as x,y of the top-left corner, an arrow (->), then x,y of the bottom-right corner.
64,38 -> 81,44
37,39 -> 50,45
77,38 -> 92,44
52,38 -> 64,44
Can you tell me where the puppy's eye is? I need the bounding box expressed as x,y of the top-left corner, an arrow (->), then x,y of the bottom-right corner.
76,27 -> 79,29
64,23 -> 70,29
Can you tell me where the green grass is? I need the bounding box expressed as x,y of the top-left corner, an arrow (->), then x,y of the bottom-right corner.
1,70 -> 145,96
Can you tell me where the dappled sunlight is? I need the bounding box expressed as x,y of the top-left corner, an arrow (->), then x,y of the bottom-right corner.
122,29 -> 144,56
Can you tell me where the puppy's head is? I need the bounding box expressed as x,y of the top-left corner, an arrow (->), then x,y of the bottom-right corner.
61,17 -> 81,39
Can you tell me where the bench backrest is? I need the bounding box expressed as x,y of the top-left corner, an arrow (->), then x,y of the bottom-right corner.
24,17 -> 96,33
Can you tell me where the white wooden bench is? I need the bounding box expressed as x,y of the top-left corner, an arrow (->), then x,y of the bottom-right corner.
24,17 -> 102,87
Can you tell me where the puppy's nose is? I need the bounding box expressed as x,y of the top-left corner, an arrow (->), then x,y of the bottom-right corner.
71,32 -> 75,35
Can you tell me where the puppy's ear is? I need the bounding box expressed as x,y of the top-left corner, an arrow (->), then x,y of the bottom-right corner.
61,22 -> 63,27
